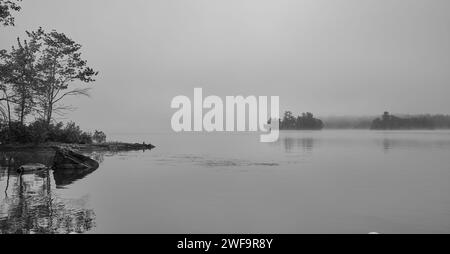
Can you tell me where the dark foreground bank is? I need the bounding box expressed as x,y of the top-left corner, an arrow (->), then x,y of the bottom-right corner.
0,141 -> 155,151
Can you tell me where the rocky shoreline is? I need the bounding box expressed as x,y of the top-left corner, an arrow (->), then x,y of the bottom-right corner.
0,142 -> 156,151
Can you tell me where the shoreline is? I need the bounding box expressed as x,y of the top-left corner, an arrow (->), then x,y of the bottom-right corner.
0,142 -> 156,152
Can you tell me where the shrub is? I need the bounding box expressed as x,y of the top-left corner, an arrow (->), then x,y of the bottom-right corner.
28,120 -> 50,143
80,132 -> 93,144
0,122 -> 32,143
0,120 -> 101,144
93,130 -> 106,143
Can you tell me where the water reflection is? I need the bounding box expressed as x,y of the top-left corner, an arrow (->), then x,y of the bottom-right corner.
377,136 -> 450,152
0,150 -> 102,234
52,167 -> 98,188
278,136 -> 315,153
275,131 -> 450,154
382,138 -> 394,152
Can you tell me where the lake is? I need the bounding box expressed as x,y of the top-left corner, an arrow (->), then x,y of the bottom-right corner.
1,130 -> 450,233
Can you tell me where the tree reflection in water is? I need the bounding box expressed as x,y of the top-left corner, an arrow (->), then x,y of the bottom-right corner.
278,137 -> 315,153
0,150 -> 101,234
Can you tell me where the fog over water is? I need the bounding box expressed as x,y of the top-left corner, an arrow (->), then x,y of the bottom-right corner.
1,0 -> 449,133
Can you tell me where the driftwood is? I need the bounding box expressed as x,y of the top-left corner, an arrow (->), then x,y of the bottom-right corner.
17,163 -> 48,173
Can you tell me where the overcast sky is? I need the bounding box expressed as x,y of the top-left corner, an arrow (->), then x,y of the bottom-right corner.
1,0 -> 449,132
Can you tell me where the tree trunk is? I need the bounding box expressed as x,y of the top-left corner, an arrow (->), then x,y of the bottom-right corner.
46,102 -> 53,126
3,92 -> 12,129
19,97 -> 25,125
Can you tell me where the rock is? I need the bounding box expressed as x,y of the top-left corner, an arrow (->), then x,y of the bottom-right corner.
17,163 -> 48,173
52,146 -> 99,170
0,141 -> 156,151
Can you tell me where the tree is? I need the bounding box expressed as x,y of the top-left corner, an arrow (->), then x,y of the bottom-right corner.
281,111 -> 296,129
0,28 -> 98,128
29,28 -> 98,125
92,130 -> 106,143
370,112 -> 435,130
279,111 -> 324,130
10,38 -> 40,124
0,0 -> 21,26
0,49 -> 13,126
0,36 -> 40,126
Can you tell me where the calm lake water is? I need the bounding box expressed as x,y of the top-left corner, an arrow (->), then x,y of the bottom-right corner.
1,130 -> 450,234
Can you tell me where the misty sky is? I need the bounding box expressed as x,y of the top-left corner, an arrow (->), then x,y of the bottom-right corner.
1,0 -> 449,133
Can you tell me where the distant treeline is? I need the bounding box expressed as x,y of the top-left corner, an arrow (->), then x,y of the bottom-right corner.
279,111 -> 324,130
321,116 -> 373,129
370,112 -> 450,130
280,112 -> 450,130
322,113 -> 450,130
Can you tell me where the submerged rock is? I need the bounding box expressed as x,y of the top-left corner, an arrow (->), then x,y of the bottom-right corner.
17,163 -> 48,173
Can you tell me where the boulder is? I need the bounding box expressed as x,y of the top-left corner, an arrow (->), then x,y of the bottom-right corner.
52,146 -> 99,170
17,163 -> 48,173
